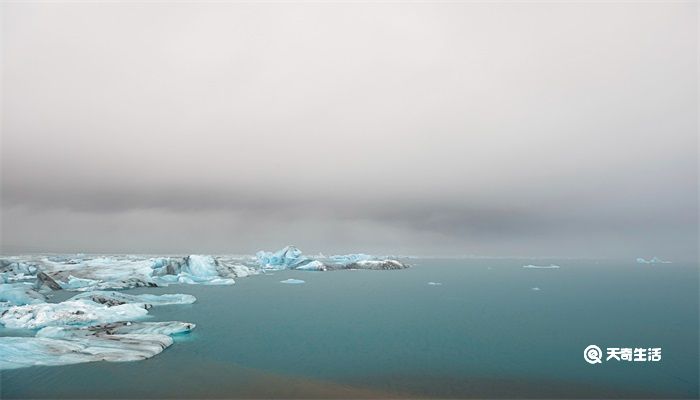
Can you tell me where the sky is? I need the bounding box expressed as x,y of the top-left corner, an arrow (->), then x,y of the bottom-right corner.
1,1 -> 697,259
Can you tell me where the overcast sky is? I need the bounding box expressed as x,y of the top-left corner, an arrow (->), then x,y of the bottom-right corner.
1,1 -> 697,259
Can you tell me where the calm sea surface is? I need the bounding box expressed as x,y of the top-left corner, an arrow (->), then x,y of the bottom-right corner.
1,259 -> 698,398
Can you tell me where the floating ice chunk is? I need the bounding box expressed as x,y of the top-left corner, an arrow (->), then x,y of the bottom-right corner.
348,260 -> 407,270
38,257 -> 157,291
0,334 -> 173,370
522,264 -> 560,269
68,291 -> 196,307
531,287 -> 541,291
0,300 -> 149,329
294,260 -> 326,271
280,279 -> 305,284
150,256 -> 240,285
327,253 -> 374,265
217,259 -> 260,278
256,246 -> 409,271
60,275 -> 101,290
37,321 -> 195,338
0,283 -> 46,305
200,277 -> 235,285
636,257 -> 672,264
183,255 -> 218,277
427,282 -> 442,286
0,260 -> 38,284
323,254 -> 408,270
256,246 -> 312,270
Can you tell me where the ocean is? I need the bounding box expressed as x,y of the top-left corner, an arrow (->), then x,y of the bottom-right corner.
1,258 -> 698,398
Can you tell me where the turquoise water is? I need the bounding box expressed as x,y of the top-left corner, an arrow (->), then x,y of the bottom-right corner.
2,259 -> 698,398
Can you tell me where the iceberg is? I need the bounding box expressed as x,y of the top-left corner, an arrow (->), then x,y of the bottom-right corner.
255,246 -> 409,271
0,283 -> 46,306
0,300 -> 150,329
256,245 -> 314,270
327,253 -> 374,265
0,290 -> 198,329
149,255 -> 253,286
0,249 -> 408,370
280,279 -> 305,284
0,259 -> 38,284
0,334 -> 173,370
37,321 -> 195,338
0,292 -> 196,369
68,291 -> 196,307
60,275 -> 102,290
182,255 -> 219,278
294,260 -> 326,271
40,257 -> 157,290
343,259 -> 407,270
522,264 -> 561,269
427,282 -> 442,286
636,257 -> 672,264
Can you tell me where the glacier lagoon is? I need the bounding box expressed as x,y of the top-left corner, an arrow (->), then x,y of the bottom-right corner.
0,254 -> 698,398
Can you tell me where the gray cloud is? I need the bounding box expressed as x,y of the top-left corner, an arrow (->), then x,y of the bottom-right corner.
1,1 -> 697,259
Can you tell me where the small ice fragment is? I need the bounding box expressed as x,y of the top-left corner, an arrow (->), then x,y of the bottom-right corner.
427,282 -> 442,286
280,279 -> 305,284
522,264 -> 560,269
531,287 -> 541,291
636,257 -> 671,264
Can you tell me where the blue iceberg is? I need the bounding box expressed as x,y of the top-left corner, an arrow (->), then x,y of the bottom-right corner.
256,245 -> 314,270
0,283 -> 46,306
256,246 -> 409,271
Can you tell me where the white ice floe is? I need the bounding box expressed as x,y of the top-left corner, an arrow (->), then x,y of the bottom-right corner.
636,257 -> 672,264
294,260 -> 326,271
280,279 -> 305,284
0,260 -> 38,284
41,257 -> 157,291
0,300 -> 150,329
0,290 -> 198,329
0,283 -> 46,306
427,282 -> 443,286
351,259 -> 406,270
0,334 -> 173,370
327,253 -> 374,265
531,287 -> 541,291
522,264 -> 561,269
37,321 -> 195,338
68,291 -> 196,307
31,255 -> 246,291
